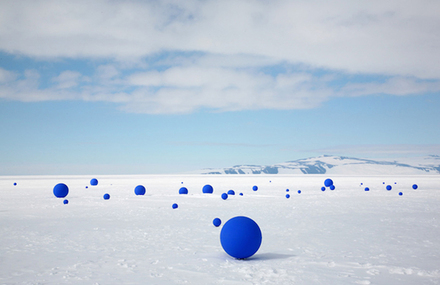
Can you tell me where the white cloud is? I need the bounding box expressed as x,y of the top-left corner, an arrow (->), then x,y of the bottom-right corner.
0,0 -> 439,78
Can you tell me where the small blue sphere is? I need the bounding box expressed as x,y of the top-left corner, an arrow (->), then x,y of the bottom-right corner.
179,187 -> 188,195
221,193 -> 228,200
286,189 -> 289,192
220,216 -> 262,259
13,182 -> 17,186
172,203 -> 178,209
321,187 -> 326,191
227,190 -> 235,195
252,185 -> 258,191
365,187 -> 370,191
85,186 -> 88,189
324,178 -> 333,187
202,184 -> 214,194
63,199 -> 68,204
239,193 -> 243,196
330,185 -> 335,190
103,193 -> 110,200
412,184 -> 418,190
90,178 -> 98,186
135,185 -> 146,195
386,185 -> 392,191
53,183 -> 69,198
399,192 -> 403,196
285,194 -> 290,199
213,218 -> 222,227
298,190 -> 301,194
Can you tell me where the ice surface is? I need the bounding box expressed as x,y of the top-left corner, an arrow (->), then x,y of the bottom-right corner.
1,174 -> 440,284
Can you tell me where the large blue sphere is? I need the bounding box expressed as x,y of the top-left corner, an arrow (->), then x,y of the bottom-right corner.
202,184 -> 214,194
53,183 -> 69,198
220,216 -> 262,259
90,178 -> 98,186
386,185 -> 392,191
412,184 -> 418,190
103,193 -> 110,200
227,190 -> 235,195
135,185 -> 146,195
324,178 -> 333,187
179,187 -> 188,195
221,193 -> 228,200
252,185 -> 258,191
213,218 -> 222,227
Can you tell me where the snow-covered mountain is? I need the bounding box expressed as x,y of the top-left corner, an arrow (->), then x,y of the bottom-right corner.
199,155 -> 440,175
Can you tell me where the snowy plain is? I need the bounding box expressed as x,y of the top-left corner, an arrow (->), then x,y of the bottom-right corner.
1,174 -> 440,285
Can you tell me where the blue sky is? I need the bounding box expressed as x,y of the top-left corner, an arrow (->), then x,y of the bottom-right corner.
1,0 -> 439,175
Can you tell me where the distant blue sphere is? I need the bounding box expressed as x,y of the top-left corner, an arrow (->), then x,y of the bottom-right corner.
53,183 -> 69,198
329,185 -> 335,190
213,218 -> 222,227
297,190 -> 301,194
360,183 -> 363,185
239,193 -> 243,196
399,192 -> 403,196
90,178 -> 98,186
103,193 -> 110,200
221,193 -> 228,200
285,194 -> 290,199
286,189 -> 289,192
324,178 -> 333,187
220,216 -> 262,259
252,185 -> 258,191
135,185 -> 146,195
227,190 -> 235,195
202,184 -> 214,194
63,199 -> 68,204
412,184 -> 418,190
85,186 -> 88,189
13,182 -> 17,186
386,185 -> 392,191
321,187 -> 326,191
179,187 -> 188,195
365,187 -> 370,191
172,203 -> 178,209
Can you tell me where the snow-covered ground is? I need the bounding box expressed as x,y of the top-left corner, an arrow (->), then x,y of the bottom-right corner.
1,174 -> 440,284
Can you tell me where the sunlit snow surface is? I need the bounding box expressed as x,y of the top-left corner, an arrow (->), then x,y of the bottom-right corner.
1,175 -> 440,284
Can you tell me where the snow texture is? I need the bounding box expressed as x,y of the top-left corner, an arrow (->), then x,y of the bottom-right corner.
1,174 -> 440,284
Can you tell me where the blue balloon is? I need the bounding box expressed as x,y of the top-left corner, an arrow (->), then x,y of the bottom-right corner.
53,183 -> 69,198
227,190 -> 235,195
297,190 -> 301,194
285,194 -> 290,199
63,199 -> 68,204
330,185 -> 335,190
399,192 -> 403,196
220,216 -> 262,259
103,193 -> 110,200
239,193 -> 243,196
365,187 -> 370,191
386,185 -> 392,191
179,187 -> 188,195
213,218 -> 222,227
221,193 -> 228,200
172,203 -> 178,209
252,185 -> 258,191
412,184 -> 418,190
202,184 -> 214,194
90,178 -> 98,186
321,187 -> 326,191
324,178 -> 333,187
135,185 -> 146,195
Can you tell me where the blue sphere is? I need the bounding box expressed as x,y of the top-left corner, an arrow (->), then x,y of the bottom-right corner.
135,185 -> 146,195
90,178 -> 98,186
239,193 -> 243,196
227,190 -> 235,195
220,216 -> 262,259
399,192 -> 403,196
172,203 -> 178,209
63,199 -> 68,204
324,178 -> 333,187
321,187 -> 326,191
221,193 -> 228,200
53,183 -> 69,198
286,189 -> 289,192
285,194 -> 290,199
103,193 -> 110,200
202,184 -> 214,194
298,190 -> 301,194
85,186 -> 88,189
13,182 -> 17,186
213,218 -> 222,227
330,185 -> 335,190
412,184 -> 418,190
386,185 -> 392,191
179,187 -> 188,195
365,187 -> 370,191
252,185 -> 258,191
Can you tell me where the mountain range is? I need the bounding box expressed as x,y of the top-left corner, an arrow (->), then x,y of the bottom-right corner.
198,155 -> 440,175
